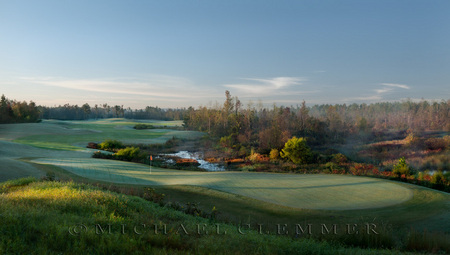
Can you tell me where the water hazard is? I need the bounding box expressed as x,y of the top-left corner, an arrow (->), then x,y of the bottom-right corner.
163,151 -> 225,171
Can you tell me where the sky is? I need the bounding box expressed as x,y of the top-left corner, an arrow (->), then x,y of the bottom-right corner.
0,0 -> 449,109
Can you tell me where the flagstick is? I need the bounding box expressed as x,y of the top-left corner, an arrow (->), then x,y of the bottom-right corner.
149,155 -> 152,174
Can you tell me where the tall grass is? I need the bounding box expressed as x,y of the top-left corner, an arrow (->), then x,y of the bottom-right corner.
0,177 -> 37,193
0,178 -> 410,255
404,228 -> 450,253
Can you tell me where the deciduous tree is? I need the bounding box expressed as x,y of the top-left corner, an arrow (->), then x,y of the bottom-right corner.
280,137 -> 312,164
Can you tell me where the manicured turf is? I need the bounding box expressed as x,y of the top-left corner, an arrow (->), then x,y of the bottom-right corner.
2,120 -> 450,253
2,120 -> 448,231
31,157 -> 414,210
0,119 -> 200,181
9,119 -> 202,151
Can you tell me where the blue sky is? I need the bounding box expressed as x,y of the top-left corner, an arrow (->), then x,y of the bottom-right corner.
0,0 -> 449,108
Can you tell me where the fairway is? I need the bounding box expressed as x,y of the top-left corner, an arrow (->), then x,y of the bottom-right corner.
0,119 -> 200,181
32,157 -> 413,210
0,119 -> 437,212
6,119 -> 202,151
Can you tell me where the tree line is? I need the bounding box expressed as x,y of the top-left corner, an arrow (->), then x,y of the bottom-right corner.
2,92 -> 449,147
0,95 -> 40,123
1,95 -> 187,122
39,103 -> 186,121
183,91 -> 450,155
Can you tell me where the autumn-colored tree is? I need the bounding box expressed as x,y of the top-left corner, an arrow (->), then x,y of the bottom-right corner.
269,148 -> 279,161
280,137 -> 312,164
0,95 -> 39,123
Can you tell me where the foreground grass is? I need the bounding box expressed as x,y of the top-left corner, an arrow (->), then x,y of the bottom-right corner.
22,159 -> 450,253
0,178 -> 410,255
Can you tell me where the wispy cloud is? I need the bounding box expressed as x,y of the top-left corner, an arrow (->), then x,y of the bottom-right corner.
374,83 -> 411,99
374,87 -> 394,94
20,76 -> 216,101
224,77 -> 305,96
373,82 -> 410,96
344,82 -> 411,103
350,95 -> 383,101
380,83 -> 410,90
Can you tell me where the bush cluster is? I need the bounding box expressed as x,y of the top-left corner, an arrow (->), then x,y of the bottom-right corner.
134,124 -> 155,130
98,139 -> 124,152
93,147 -> 144,162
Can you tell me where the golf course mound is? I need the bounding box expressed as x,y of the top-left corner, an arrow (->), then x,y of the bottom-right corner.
32,157 -> 414,210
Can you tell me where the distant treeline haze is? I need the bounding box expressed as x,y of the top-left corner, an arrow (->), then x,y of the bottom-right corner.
183,91 -> 450,151
39,103 -> 185,121
1,93 -> 449,147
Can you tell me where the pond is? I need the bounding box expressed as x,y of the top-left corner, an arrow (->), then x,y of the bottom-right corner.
164,151 -> 225,172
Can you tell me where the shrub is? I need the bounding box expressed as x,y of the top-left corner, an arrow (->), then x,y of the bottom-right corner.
248,152 -> 268,163
392,157 -> 413,177
444,135 -> 450,148
404,131 -> 416,143
114,147 -> 143,161
349,163 -> 378,176
424,137 -> 448,151
324,162 -> 339,174
280,137 -> 312,164
269,148 -> 279,161
98,139 -> 124,151
431,171 -> 446,186
331,153 -> 348,164
444,171 -> 450,180
92,150 -> 114,159
134,124 -> 155,129
86,142 -> 98,149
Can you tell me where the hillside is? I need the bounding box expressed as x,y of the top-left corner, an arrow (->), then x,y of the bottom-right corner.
0,178 -> 411,255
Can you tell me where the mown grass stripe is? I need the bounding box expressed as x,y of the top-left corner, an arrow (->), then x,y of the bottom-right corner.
32,157 -> 414,210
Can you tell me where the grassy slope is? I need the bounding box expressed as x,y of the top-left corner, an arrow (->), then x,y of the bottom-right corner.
155,184 -> 450,233
30,157 -> 415,210
0,157 -> 44,182
0,178 -> 410,255
2,120 -> 449,253
0,119 -> 200,181
25,159 -> 450,252
12,119 -> 202,151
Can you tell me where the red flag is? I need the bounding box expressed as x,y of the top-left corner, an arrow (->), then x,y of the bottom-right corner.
150,155 -> 153,161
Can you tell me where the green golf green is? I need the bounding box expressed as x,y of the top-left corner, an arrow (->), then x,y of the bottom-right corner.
32,157 -> 413,210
